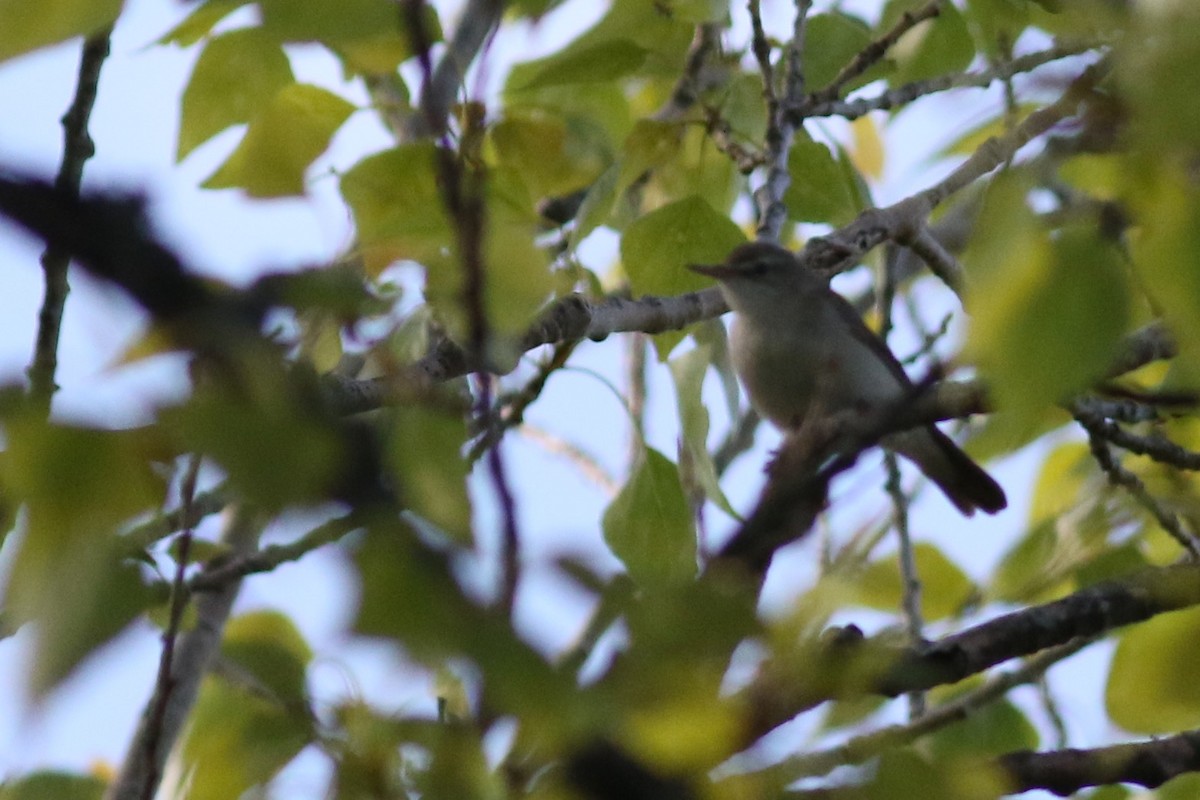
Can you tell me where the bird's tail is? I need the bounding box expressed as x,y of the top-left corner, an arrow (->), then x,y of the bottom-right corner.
885,427 -> 1007,516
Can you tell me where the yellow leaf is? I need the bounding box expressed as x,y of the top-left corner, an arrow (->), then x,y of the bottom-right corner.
851,114 -> 884,180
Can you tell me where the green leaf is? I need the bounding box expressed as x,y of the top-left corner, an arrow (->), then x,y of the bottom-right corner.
221,610 -> 313,705
602,448 -> 696,587
1119,5 -> 1200,155
963,0 -> 1032,55
1107,606 -> 1200,733
927,694 -> 1039,759
512,39 -> 649,91
1028,441 -> 1091,524
1,418 -> 167,695
157,0 -> 251,47
204,83 -> 355,197
964,175 -> 1130,419
178,27 -> 294,160
883,0 -> 974,85
647,125 -> 741,217
1158,774 -> 1200,800
621,195 -> 746,299
669,344 -> 737,517
854,543 -> 975,622
488,110 -> 606,198
164,374 -> 347,509
386,405 -> 472,545
0,772 -> 106,800
341,143 -> 451,273
182,657 -> 314,800
784,132 -> 862,225
1128,167 -> 1200,378
353,521 -> 575,728
621,195 -> 746,358
0,0 -> 122,63
804,12 -> 874,92
259,0 -> 442,75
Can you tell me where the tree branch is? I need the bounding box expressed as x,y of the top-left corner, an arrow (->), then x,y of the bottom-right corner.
738,563 -> 1200,744
106,507 -> 265,800
28,29 -> 112,412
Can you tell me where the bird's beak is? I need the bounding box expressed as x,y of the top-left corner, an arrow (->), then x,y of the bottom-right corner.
687,262 -> 737,280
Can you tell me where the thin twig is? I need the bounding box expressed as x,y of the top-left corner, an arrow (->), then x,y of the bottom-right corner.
807,0 -> 944,106
759,637 -> 1093,783
1082,423 -> 1200,559
138,455 -> 202,800
804,41 -> 1098,120
28,28 -> 112,412
107,508 -> 266,800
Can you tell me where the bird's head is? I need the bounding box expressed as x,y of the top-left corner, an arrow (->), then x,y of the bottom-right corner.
689,241 -> 816,311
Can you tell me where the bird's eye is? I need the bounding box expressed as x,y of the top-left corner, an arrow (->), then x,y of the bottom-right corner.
747,260 -> 768,276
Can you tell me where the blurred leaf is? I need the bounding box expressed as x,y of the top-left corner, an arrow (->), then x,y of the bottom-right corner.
2,418 -> 167,695
1158,774 -> 1200,800
565,119 -> 683,247
669,344 -> 737,517
884,0 -> 974,84
0,0 -> 121,63
0,771 -> 106,800
785,132 -> 862,225
341,142 -> 451,273
1107,606 -> 1200,733
164,375 -> 347,509
965,174 -> 1130,421
488,109 -> 606,198
621,194 -> 745,358
1029,441 -> 1091,524
854,543 -> 975,621
419,726 -> 499,800
988,519 -> 1070,604
715,71 -> 769,148
862,749 -> 1007,800
805,12 -> 875,92
182,667 -> 313,800
851,114 -> 885,180
690,319 -> 740,419
820,694 -> 888,732
1127,167 -> 1200,378
417,170 -> 553,358
157,0 -> 250,46
621,194 -> 745,295
926,694 -> 1039,759
204,83 -> 355,197
252,266 -> 386,319
353,521 -> 575,729
512,39 -> 649,91
602,448 -> 696,587
177,27 -> 294,160
962,0 -> 1031,55
1119,6 -> 1200,157
386,405 -> 471,544
647,125 -> 740,217
221,610 -> 313,705
507,0 -> 694,92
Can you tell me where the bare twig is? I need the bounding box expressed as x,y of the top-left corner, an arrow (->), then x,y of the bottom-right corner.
1083,425 -> 1200,559
805,41 -> 1098,120
28,29 -> 112,412
807,0 -> 944,106
755,637 -> 1093,783
137,455 -> 201,800
107,508 -> 265,800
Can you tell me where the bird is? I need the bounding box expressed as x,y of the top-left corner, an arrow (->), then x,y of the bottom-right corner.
690,240 -> 1006,516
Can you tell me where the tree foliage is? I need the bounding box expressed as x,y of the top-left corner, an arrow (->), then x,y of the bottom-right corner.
3,0 -> 1200,798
